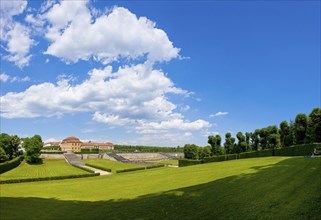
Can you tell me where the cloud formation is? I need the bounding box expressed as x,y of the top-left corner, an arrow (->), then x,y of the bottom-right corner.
43,2 -> 179,64
209,112 -> 229,118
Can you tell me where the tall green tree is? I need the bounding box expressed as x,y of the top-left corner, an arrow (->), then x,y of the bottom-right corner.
245,132 -> 251,151
23,134 -> 43,164
280,121 -> 294,147
266,126 -> 280,150
208,135 -> 222,155
183,144 -> 199,159
294,113 -> 308,144
236,132 -> 246,153
0,133 -> 21,161
251,130 -> 260,151
199,146 -> 211,159
305,108 -> 321,143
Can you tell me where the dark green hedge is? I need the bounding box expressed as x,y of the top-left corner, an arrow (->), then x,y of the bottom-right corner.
0,155 -> 24,174
0,173 -> 99,184
146,164 -> 165,169
116,167 -> 146,173
80,149 -> 99,154
85,163 -> 112,172
179,159 -> 202,167
226,154 -> 237,160
71,164 -> 95,173
275,143 -> 320,156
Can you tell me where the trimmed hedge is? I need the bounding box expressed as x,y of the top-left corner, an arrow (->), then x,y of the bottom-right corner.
80,149 -> 99,154
116,167 -> 146,173
179,159 -> 202,167
71,164 -> 95,173
274,143 -> 320,156
0,155 -> 24,174
85,163 -> 112,172
226,154 -> 237,160
146,164 -> 165,169
0,173 -> 99,184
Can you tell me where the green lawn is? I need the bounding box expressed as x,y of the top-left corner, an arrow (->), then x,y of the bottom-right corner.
1,157 -> 320,219
84,159 -> 146,173
0,159 -> 88,180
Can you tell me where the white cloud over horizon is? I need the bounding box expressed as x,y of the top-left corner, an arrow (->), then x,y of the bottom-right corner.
209,111 -> 229,118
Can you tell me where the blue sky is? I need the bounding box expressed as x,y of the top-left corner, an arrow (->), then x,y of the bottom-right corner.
0,0 -> 320,146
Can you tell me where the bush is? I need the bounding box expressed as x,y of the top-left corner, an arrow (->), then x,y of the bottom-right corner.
0,155 -> 24,174
40,151 -> 64,154
71,164 -> 95,173
116,167 -> 146,173
275,143 -> 320,156
0,173 -> 99,184
178,159 -> 202,167
226,154 -> 237,160
257,149 -> 273,157
146,164 -> 164,169
79,149 -> 100,154
85,163 -> 112,172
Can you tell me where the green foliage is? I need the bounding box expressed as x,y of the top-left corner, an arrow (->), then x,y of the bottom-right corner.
306,108 -> 321,143
183,144 -> 199,159
198,146 -> 211,159
116,167 -> 146,173
280,121 -> 294,147
274,143 -> 320,156
208,135 -> 222,155
224,133 -> 235,154
0,155 -> 24,174
146,164 -> 165,169
178,159 -> 202,167
0,173 -> 99,184
0,133 -> 22,162
294,113 -> 308,144
23,134 -> 43,164
84,163 -> 111,172
42,146 -> 61,150
40,151 -> 64,154
80,148 -> 99,154
71,164 -> 96,173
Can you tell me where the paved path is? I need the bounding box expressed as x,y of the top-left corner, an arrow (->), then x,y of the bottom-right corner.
82,165 -> 111,176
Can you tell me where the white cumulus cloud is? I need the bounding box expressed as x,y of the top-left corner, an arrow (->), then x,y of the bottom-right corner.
43,3 -> 179,64
209,111 -> 229,118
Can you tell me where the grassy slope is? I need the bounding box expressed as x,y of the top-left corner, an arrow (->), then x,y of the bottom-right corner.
84,159 -> 145,173
158,160 -> 178,166
1,157 -> 320,220
0,159 -> 88,180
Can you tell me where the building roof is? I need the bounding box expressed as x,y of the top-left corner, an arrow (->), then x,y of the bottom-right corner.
61,136 -> 82,143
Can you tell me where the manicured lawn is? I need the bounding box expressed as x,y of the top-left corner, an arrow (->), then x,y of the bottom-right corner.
1,157 -> 320,219
84,159 -> 146,173
0,159 -> 88,180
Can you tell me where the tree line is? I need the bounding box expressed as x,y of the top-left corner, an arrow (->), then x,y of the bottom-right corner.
184,108 -> 321,159
0,133 -> 43,164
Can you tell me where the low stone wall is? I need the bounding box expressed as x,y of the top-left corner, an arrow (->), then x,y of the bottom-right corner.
41,154 -> 65,159
117,153 -> 168,161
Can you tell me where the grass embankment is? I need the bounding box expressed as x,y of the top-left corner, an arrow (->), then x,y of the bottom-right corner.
0,159 -> 88,180
1,157 -> 320,219
85,159 -> 146,173
158,160 -> 178,166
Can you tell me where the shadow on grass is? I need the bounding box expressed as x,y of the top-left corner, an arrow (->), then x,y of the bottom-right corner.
1,157 -> 320,220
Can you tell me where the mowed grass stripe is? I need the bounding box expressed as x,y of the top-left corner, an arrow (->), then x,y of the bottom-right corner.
0,159 -> 88,180
85,159 -> 146,173
1,157 -> 320,219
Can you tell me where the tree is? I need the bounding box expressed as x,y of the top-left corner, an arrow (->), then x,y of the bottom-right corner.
183,144 -> 198,159
199,146 -> 211,159
306,108 -> 321,143
236,132 -> 246,153
251,130 -> 260,151
266,126 -> 280,150
0,147 -> 9,163
23,134 -> 43,164
224,133 -> 235,154
245,132 -> 251,151
208,135 -> 222,155
0,133 -> 21,161
280,121 -> 293,147
294,113 -> 308,144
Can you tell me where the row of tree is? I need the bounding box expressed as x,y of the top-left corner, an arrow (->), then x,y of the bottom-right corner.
184,108 -> 321,159
0,133 -> 43,163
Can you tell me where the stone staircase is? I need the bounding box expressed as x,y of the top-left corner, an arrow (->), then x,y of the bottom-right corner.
64,153 -> 84,166
107,152 -> 129,163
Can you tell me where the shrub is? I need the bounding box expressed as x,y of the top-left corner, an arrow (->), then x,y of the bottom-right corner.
226,154 -> 237,160
178,159 -> 202,167
116,167 -> 146,173
85,163 -> 112,172
146,164 -> 164,169
79,149 -> 100,154
0,155 -> 24,174
274,143 -> 320,156
71,164 -> 95,173
40,151 -> 64,154
0,173 -> 99,184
